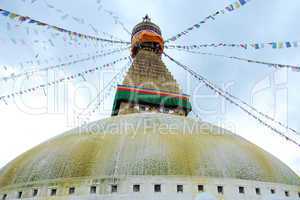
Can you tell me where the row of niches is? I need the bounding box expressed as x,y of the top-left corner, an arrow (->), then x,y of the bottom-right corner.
118,102 -> 186,116
1,183 -> 300,199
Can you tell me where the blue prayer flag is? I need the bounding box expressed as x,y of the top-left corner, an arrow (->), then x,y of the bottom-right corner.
28,19 -> 36,23
225,5 -> 234,12
1,10 -> 10,16
272,42 -> 277,49
286,42 -> 292,48
239,0 -> 247,5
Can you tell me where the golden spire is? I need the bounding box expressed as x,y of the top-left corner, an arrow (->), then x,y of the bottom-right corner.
112,16 -> 192,116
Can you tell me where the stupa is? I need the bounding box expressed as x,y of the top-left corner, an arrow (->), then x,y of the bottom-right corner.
0,16 -> 299,200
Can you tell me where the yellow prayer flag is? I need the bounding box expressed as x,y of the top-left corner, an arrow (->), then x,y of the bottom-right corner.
234,2 -> 241,9
9,13 -> 18,19
278,42 -> 284,48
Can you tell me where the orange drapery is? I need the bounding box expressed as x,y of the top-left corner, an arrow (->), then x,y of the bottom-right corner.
131,31 -> 164,51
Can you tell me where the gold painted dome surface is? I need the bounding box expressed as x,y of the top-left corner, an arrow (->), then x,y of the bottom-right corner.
0,113 -> 299,188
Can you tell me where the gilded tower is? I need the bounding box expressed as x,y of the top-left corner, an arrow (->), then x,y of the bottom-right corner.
112,15 -> 192,116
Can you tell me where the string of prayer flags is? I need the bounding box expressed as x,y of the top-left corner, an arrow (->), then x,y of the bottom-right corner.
78,60 -> 131,124
165,0 -> 251,43
0,56 -> 130,104
191,110 -> 202,122
0,46 -> 130,82
0,38 -> 120,70
93,1 -> 130,35
44,0 -> 85,24
3,37 -> 52,48
89,24 -> 127,42
3,14 -> 128,48
170,48 -> 300,72
189,57 -> 300,135
164,53 -> 300,147
103,9 -> 131,35
165,41 -> 300,50
0,8 -> 130,45
96,0 -> 102,11
249,41 -> 300,50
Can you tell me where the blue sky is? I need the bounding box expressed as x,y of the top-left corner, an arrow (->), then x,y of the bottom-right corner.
0,0 -> 299,175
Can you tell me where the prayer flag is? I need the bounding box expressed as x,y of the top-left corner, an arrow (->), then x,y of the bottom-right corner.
11,38 -> 17,44
19,16 -> 28,22
56,9 -> 63,13
1,10 -> 10,16
61,14 -> 69,20
37,21 -> 47,26
46,4 -> 55,8
240,44 -> 247,49
170,37 -> 177,41
292,67 -> 300,72
286,42 -> 292,48
225,5 -> 234,12
6,22 -> 11,31
239,0 -> 247,5
28,19 -> 36,23
293,41 -> 298,47
48,39 -> 55,47
234,2 -> 241,9
9,13 -> 18,19
213,11 -> 220,16
206,15 -> 215,20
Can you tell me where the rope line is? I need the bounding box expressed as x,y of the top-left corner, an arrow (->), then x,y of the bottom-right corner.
165,0 -> 252,43
0,56 -> 130,103
0,8 -> 130,45
78,59 -> 132,124
10,41 -> 127,70
170,48 -> 300,72
164,52 -> 300,147
165,40 -> 300,50
103,9 -> 131,35
0,46 -> 130,82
